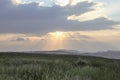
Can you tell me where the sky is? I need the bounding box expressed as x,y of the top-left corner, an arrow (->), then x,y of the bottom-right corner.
0,0 -> 120,52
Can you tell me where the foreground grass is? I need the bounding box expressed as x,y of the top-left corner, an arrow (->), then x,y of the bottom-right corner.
0,52 -> 120,80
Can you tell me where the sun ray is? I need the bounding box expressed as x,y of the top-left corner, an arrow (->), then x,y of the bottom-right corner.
43,31 -> 66,50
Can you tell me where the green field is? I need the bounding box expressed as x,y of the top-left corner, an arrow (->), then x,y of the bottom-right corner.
0,52 -> 120,80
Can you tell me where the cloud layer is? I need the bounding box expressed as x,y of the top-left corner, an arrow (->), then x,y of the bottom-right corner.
0,27 -> 120,52
0,0 -> 120,52
0,0 -> 119,35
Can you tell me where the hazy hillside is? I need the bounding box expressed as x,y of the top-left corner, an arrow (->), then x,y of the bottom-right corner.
83,51 -> 120,59
27,50 -> 120,59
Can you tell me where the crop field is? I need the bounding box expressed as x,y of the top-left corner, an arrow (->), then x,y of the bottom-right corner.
0,52 -> 120,80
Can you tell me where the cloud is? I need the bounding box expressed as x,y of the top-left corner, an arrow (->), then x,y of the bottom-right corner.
0,0 -> 119,35
0,27 -> 120,52
93,0 -> 120,21
64,32 -> 91,40
11,0 -> 91,6
12,0 -> 22,5
12,37 -> 29,41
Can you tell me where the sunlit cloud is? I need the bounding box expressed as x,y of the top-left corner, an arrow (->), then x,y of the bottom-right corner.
11,0 -> 53,7
67,11 -> 105,22
93,0 -> 120,21
53,0 -> 70,6
0,26 -> 120,51
67,2 -> 106,21
11,0 -> 92,6
12,0 -> 22,5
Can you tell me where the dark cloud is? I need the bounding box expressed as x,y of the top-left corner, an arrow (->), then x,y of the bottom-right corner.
12,37 -> 29,41
0,0 -> 119,35
68,32 -> 91,40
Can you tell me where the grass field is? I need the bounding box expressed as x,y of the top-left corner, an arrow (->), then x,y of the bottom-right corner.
0,52 -> 120,80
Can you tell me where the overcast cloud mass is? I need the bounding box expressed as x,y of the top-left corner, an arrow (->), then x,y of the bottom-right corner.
0,0 -> 120,52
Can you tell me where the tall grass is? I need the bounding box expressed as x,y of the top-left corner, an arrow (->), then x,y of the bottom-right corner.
0,53 -> 120,80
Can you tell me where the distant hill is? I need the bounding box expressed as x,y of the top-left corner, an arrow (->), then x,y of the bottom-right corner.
85,51 -> 120,59
26,50 -> 84,55
1,50 -> 120,59
26,50 -> 120,59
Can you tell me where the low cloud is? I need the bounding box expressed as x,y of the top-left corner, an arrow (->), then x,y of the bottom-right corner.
64,32 -> 91,40
12,37 -> 29,41
0,27 -> 120,52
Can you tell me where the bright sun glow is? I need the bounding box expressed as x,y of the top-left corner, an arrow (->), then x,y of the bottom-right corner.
55,31 -> 63,37
12,0 -> 22,5
48,31 -> 64,38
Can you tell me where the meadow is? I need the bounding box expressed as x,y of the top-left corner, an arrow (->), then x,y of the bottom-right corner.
0,52 -> 120,80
